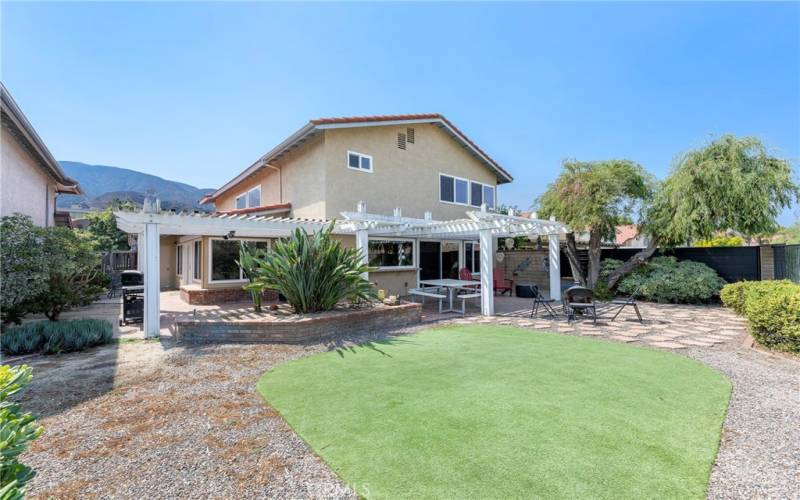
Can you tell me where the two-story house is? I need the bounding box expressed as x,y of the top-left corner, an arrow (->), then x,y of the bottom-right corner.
157,114 -> 514,303
1,82 -> 82,226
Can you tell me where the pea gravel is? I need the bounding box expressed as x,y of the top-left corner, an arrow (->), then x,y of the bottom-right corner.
14,314 -> 800,499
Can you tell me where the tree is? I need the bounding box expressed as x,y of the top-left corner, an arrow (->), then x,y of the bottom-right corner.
536,160 -> 654,288
24,227 -> 109,321
695,235 -> 745,247
0,215 -> 48,325
79,202 -> 134,252
607,135 -> 799,287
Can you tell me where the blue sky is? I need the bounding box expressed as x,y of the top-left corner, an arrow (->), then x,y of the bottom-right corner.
2,2 -> 798,223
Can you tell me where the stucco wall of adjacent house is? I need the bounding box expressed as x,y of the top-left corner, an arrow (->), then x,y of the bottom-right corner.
1,127 -> 57,226
322,123 -> 499,220
214,133 -> 327,219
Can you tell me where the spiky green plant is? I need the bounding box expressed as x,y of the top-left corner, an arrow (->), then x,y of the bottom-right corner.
0,364 -> 44,499
237,245 -> 269,313
1,319 -> 113,356
244,223 -> 374,314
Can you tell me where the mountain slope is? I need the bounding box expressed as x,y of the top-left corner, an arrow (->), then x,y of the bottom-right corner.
57,161 -> 215,211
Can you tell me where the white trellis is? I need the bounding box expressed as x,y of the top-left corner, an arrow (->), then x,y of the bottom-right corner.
115,203 -> 568,337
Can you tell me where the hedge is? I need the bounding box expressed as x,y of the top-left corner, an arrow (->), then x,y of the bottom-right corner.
603,256 -> 726,304
720,280 -> 800,353
1,319 -> 114,356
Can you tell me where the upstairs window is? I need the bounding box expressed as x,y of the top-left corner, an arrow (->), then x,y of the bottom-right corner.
482,184 -> 495,209
470,181 -> 483,207
440,174 -> 469,205
347,151 -> 373,172
235,186 -> 261,209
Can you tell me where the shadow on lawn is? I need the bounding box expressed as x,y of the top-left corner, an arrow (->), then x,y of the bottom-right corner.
331,337 -> 420,358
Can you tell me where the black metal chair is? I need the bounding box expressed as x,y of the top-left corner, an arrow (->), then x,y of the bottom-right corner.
563,286 -> 597,325
611,285 -> 643,323
520,284 -> 558,319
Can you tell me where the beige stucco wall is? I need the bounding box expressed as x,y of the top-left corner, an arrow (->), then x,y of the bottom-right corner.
160,236 -> 177,290
1,127 -> 58,226
322,123 -> 498,220
214,134 -> 327,219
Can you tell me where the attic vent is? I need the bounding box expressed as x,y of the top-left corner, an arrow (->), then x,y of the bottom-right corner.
407,127 -> 415,143
397,132 -> 406,150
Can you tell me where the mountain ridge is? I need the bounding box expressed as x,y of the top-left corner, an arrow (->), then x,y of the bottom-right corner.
57,161 -> 215,211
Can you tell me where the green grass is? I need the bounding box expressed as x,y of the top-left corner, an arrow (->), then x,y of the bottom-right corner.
257,326 -> 731,499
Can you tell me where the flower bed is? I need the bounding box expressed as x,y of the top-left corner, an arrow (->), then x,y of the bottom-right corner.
174,302 -> 421,343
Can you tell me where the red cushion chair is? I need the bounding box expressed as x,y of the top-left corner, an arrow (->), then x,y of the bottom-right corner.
493,267 -> 513,296
459,267 -> 474,281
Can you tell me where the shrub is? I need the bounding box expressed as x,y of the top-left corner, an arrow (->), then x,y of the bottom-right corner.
0,215 -> 48,325
0,364 -> 44,498
615,256 -> 726,303
23,227 -> 110,321
1,319 -> 113,356
244,224 -> 374,314
721,280 -> 800,352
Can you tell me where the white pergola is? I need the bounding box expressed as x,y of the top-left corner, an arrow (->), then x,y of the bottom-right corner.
115,203 -> 568,338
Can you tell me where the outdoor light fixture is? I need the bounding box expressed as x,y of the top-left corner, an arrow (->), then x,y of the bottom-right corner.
223,230 -> 236,240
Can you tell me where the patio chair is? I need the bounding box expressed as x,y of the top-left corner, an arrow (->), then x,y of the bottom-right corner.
518,284 -> 558,319
563,286 -> 597,325
493,267 -> 513,296
459,267 -> 480,288
611,285 -> 643,323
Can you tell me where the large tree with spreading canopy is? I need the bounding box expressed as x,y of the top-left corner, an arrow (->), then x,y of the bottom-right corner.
536,159 -> 654,289
605,135 -> 798,287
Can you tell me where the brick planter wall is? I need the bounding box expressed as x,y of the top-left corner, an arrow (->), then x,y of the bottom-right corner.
180,287 -> 279,305
175,302 -> 422,343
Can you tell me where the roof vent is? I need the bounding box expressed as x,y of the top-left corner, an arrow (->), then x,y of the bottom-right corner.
407,127 -> 415,144
397,132 -> 406,150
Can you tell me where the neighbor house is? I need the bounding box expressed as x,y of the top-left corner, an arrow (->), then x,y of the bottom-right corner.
149,114 -> 514,302
1,82 -> 81,226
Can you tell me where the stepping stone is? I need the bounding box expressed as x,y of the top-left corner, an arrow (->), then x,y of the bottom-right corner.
643,335 -> 674,341
578,330 -> 604,336
616,331 -> 642,337
610,335 -> 638,343
647,341 -> 687,349
695,337 -> 723,344
680,339 -> 714,347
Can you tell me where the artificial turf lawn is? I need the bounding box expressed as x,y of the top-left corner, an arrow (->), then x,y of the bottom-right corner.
257,326 -> 731,499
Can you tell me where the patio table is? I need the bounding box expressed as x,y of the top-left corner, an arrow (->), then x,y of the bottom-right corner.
419,279 -> 481,313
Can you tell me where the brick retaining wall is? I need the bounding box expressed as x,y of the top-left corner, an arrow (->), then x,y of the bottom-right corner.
175,302 -> 422,343
180,286 -> 279,305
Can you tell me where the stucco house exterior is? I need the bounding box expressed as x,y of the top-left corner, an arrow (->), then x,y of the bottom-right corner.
158,114 -> 523,303
1,82 -> 81,226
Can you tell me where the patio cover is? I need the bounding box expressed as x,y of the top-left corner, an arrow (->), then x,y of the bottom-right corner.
115,203 -> 568,337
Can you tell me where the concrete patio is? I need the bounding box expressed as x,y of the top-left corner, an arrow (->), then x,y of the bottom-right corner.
104,291 -> 749,352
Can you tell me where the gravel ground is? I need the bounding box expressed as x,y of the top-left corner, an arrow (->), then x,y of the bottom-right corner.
686,344 -> 800,499
14,316 -> 800,499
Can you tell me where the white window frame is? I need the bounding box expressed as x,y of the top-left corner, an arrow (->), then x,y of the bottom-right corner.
207,238 -> 271,283
234,185 -> 262,210
176,244 -> 184,276
367,237 -> 417,271
192,240 -> 202,282
439,173 -> 471,206
347,151 -> 373,173
482,183 -> 496,209
440,173 -> 495,208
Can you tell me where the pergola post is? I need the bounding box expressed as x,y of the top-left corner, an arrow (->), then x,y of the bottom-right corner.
136,233 -> 143,271
549,232 -> 560,301
355,226 -> 369,281
142,222 -> 161,338
479,228 -> 494,316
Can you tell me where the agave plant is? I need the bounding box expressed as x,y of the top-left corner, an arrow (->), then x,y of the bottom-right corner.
244,223 -> 374,314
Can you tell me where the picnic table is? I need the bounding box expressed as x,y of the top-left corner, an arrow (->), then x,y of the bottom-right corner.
419,279 -> 481,313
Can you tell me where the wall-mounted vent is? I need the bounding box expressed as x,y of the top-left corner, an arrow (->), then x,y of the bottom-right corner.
397,132 -> 406,150
407,127 -> 415,144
